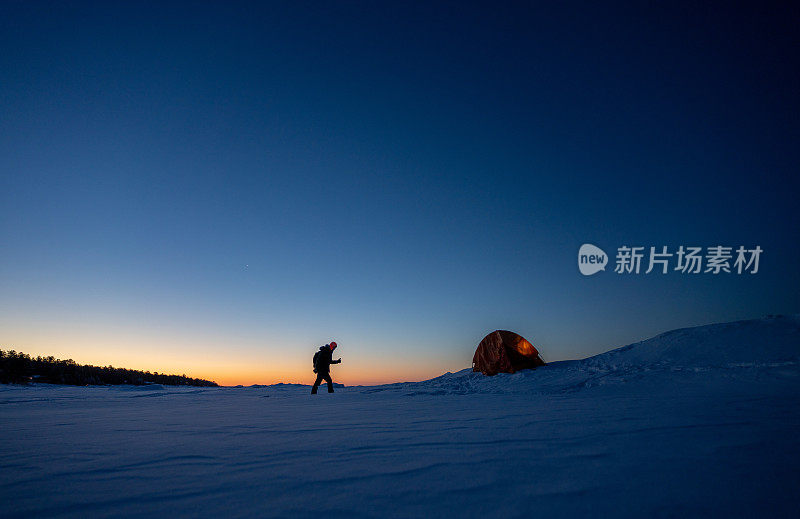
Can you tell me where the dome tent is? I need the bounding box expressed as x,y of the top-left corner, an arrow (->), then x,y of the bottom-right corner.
472,330 -> 546,376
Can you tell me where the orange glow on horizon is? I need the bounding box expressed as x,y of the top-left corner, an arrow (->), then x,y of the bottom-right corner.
201,364 -> 446,387
0,325 -> 460,388
1,340 -> 449,388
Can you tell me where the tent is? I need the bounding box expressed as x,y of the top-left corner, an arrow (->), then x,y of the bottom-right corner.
472,330 -> 546,376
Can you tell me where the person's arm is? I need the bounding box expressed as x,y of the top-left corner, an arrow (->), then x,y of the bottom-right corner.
332,358 -> 341,364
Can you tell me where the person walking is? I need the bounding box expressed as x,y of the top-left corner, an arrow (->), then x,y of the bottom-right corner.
311,342 -> 341,394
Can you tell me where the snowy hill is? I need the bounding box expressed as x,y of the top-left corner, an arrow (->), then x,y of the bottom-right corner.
584,314 -> 800,369
363,314 -> 800,396
2,315 -> 799,518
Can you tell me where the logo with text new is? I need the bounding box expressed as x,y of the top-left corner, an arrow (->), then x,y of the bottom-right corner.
578,244 -> 608,276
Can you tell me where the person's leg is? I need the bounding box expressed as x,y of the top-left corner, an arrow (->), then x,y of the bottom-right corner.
324,373 -> 334,393
311,373 -> 323,394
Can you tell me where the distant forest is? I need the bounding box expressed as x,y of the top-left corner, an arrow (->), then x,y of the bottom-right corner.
0,350 -> 218,387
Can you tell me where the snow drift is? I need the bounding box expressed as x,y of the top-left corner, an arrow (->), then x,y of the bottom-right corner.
367,315 -> 800,396
584,314 -> 799,369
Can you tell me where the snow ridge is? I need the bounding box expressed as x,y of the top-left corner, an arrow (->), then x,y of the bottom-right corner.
374,315 -> 800,396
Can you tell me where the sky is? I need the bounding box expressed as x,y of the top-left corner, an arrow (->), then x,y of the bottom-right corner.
1,1 -> 798,386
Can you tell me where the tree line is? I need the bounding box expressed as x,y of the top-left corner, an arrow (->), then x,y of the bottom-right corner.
0,349 -> 218,387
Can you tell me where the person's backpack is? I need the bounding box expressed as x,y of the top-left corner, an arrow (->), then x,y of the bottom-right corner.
312,351 -> 321,373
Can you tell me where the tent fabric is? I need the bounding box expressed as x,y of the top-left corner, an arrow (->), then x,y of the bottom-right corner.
472,330 -> 546,376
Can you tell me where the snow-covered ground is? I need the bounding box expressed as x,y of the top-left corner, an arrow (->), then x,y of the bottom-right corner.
2,316 -> 799,517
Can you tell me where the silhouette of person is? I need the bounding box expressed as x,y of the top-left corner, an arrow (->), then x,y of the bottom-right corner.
311,342 -> 341,394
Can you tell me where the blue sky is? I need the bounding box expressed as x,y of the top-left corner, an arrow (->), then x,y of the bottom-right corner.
1,2 -> 798,384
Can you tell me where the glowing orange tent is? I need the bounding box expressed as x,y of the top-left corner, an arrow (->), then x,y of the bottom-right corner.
472,330 -> 546,376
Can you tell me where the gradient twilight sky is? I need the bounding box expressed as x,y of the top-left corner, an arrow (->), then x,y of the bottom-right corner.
1,2 -> 798,386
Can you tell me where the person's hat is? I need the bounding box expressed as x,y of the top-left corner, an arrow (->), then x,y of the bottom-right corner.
329,341 -> 337,350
